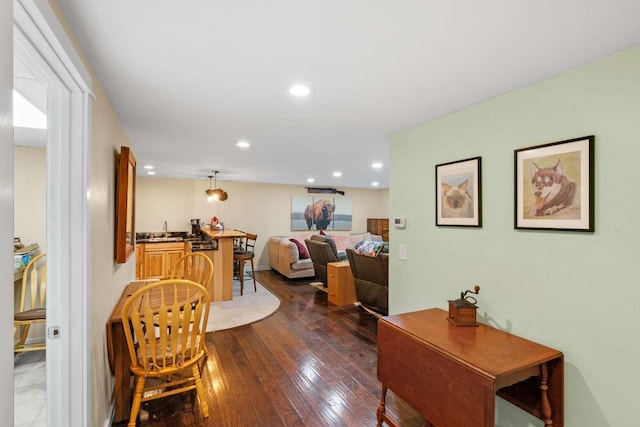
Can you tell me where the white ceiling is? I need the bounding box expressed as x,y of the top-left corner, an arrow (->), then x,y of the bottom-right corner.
54,0 -> 640,189
13,55 -> 47,147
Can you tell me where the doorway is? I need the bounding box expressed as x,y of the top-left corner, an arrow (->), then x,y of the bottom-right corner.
10,1 -> 93,425
13,52 -> 48,426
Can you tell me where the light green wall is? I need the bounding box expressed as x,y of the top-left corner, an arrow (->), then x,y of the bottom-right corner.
390,46 -> 640,426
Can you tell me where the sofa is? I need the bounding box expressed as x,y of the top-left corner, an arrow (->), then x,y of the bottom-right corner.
268,236 -> 315,279
268,232 -> 383,280
346,247 -> 389,315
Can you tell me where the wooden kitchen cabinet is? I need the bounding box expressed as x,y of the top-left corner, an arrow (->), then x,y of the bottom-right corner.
327,261 -> 356,306
135,244 -> 144,279
138,242 -> 189,280
367,218 -> 389,242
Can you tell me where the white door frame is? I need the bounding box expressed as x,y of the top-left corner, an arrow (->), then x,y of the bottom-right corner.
13,0 -> 93,425
0,0 -> 14,419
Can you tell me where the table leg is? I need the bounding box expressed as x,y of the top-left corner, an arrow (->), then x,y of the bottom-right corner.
540,362 -> 552,426
376,384 -> 387,427
112,324 -> 132,423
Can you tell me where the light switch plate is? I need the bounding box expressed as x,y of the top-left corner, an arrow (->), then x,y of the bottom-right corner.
398,244 -> 407,260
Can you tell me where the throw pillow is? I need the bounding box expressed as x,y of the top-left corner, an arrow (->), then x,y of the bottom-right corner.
354,240 -> 385,257
319,230 -> 327,235
289,238 -> 310,259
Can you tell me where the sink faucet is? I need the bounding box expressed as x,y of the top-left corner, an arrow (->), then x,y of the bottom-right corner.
163,220 -> 168,237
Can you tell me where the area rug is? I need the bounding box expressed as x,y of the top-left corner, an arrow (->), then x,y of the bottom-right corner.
206,275 -> 280,332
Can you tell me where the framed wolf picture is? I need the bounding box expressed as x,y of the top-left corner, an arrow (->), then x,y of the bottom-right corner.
435,157 -> 482,227
515,135 -> 594,231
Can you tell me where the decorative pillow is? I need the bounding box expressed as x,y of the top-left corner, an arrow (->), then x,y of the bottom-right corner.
350,232 -> 372,247
319,230 -> 327,235
354,240 -> 386,257
289,238 -> 310,259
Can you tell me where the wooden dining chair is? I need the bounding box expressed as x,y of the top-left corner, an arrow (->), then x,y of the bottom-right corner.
233,233 -> 257,295
14,253 -> 46,353
169,252 -> 215,356
170,252 -> 214,292
121,279 -> 211,427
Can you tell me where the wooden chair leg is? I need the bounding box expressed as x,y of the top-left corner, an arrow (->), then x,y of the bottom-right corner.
239,260 -> 244,295
250,258 -> 256,292
129,375 -> 146,427
192,363 -> 210,419
15,324 -> 31,351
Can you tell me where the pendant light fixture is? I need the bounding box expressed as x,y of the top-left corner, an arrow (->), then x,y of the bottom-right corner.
205,171 -> 228,201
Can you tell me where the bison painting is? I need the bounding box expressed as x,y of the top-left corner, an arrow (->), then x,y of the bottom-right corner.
304,199 -> 335,230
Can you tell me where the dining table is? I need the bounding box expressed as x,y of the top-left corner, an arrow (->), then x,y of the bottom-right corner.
107,279 -> 201,423
106,281 -> 148,423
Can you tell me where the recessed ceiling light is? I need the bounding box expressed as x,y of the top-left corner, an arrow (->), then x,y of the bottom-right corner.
333,171 -> 342,178
144,165 -> 154,170
236,140 -> 250,148
289,84 -> 313,97
372,181 -> 379,186
147,171 -> 156,175
371,162 -> 383,169
307,178 -> 315,183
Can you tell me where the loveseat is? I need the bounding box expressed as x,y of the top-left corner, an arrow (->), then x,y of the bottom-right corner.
346,247 -> 389,315
268,236 -> 315,279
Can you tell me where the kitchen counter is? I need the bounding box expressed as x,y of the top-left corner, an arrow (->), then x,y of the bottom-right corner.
199,228 -> 246,301
199,228 -> 246,240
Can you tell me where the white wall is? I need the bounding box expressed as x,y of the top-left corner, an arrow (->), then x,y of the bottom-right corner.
0,0 -> 14,419
137,176 -> 389,269
390,46 -> 640,426
47,2 -> 137,425
14,146 -> 46,248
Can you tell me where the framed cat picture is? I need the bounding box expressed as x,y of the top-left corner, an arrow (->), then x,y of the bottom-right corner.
435,157 -> 482,227
514,135 -> 594,231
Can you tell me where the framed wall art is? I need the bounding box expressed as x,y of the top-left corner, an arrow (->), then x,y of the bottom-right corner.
514,135 -> 594,231
436,156 -> 482,227
115,146 -> 136,263
291,196 -> 352,231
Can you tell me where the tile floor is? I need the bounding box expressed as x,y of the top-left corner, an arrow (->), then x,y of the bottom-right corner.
206,275 -> 280,331
14,350 -> 46,427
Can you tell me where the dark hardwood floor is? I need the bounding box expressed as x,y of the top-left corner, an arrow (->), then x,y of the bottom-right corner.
114,270 -> 424,427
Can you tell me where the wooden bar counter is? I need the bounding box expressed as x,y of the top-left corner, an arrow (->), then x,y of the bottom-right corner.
200,228 -> 246,301
377,308 -> 564,427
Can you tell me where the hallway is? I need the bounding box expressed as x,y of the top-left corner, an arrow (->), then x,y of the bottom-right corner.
113,269 -> 423,427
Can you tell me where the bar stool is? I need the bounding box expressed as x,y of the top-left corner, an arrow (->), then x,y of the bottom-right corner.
233,233 -> 257,295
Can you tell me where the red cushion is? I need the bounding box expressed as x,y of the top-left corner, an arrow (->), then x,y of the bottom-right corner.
289,238 -> 310,259
319,230 -> 327,235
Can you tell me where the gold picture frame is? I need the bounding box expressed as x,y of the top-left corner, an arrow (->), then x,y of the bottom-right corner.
115,146 -> 136,263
